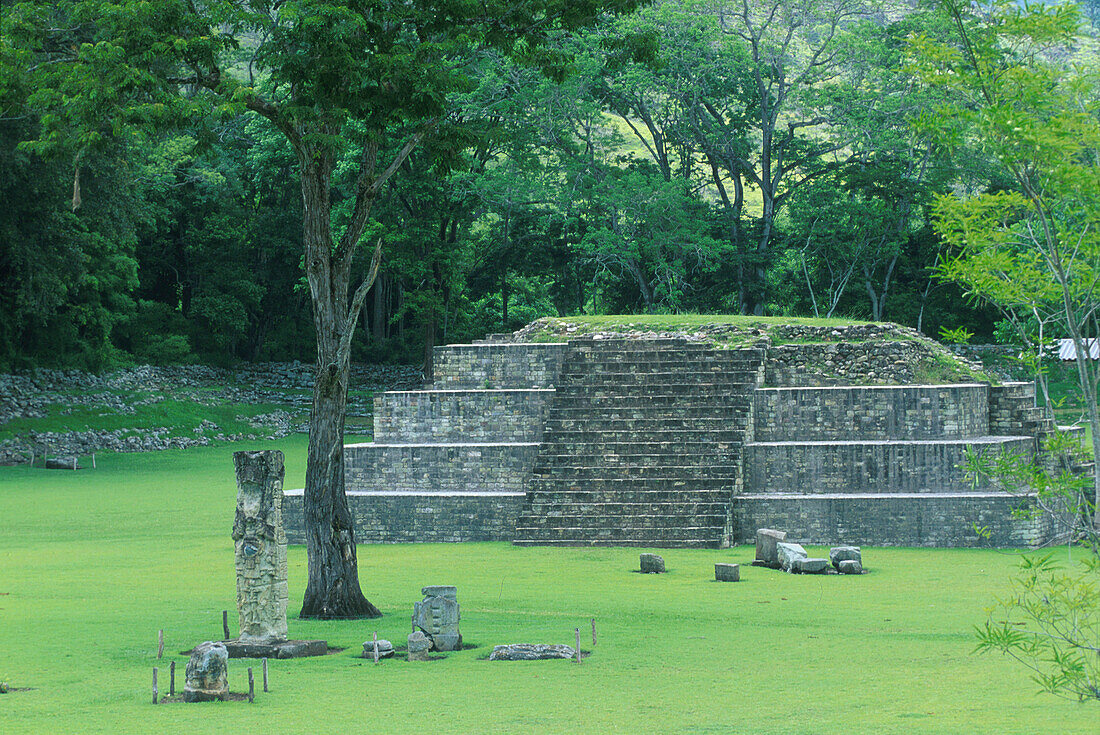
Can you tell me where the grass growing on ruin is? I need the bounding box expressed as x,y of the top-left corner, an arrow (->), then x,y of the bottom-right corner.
0,440 -> 1095,735
523,314 -> 880,342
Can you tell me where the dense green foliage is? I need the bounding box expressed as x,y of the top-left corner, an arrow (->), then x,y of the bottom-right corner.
4,0 -> 1065,371
0,437 -> 1096,733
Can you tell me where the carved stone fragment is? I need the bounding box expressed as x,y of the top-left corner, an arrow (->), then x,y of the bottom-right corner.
183,641 -> 228,702
412,585 -> 461,651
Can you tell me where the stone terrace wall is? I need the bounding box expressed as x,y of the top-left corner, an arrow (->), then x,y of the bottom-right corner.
730,493 -> 1048,547
745,436 -> 1033,496
283,491 -> 522,544
431,343 -> 567,389
374,389 -> 552,443
753,385 -> 990,441
344,442 -> 538,494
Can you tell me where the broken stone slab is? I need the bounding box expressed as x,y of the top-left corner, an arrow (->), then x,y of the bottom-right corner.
420,585 -> 457,599
829,546 -> 862,570
714,563 -> 740,582
362,639 -> 394,659
488,644 -> 577,661
755,529 -> 787,567
183,641 -> 228,702
838,559 -> 864,575
792,557 -> 829,574
776,542 -> 807,572
408,631 -> 431,661
222,639 -> 328,659
639,553 -> 665,573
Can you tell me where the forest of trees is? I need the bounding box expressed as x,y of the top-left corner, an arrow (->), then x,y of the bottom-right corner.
2,0 -> 1098,374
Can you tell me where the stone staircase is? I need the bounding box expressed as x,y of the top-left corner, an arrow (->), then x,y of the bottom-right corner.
513,339 -> 764,547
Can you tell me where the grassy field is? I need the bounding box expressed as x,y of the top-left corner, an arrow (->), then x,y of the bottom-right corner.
0,437 -> 1094,734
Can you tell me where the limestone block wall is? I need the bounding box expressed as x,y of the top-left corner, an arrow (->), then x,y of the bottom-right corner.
344,442 -> 538,494
988,382 -> 1040,436
730,493 -> 1048,547
430,343 -> 567,389
374,389 -> 553,443
745,436 -> 1033,495
753,385 -> 990,441
282,491 -> 523,544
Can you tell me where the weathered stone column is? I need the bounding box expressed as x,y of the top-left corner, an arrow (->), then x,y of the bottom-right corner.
232,450 -> 288,645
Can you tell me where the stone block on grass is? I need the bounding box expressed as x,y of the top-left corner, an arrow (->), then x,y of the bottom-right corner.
829,546 -> 862,570
640,553 -> 665,573
715,563 -> 740,582
776,542 -> 807,572
755,529 -> 787,567
792,557 -> 829,574
838,559 -> 864,575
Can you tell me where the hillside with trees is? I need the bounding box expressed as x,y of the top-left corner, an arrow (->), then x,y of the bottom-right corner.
10,0 -> 1092,374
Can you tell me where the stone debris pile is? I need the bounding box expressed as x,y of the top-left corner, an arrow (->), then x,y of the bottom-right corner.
755,528 -> 865,575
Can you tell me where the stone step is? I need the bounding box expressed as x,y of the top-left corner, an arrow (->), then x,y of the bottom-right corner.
554,389 -> 752,402
542,429 -> 745,444
545,416 -> 741,430
539,438 -> 741,453
525,481 -> 733,498
534,453 -> 740,469
512,524 -> 724,542
517,513 -> 728,530
512,538 -> 722,548
530,466 -> 740,480
523,501 -> 728,516
550,398 -> 750,412
563,358 -> 761,374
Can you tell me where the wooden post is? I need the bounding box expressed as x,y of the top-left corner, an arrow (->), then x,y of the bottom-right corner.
262,658 -> 269,693
92,453 -> 96,469
372,631 -> 379,664
29,448 -> 34,468
575,627 -> 581,664
152,667 -> 159,704
222,610 -> 230,640
248,668 -> 255,703
157,629 -> 164,658
591,618 -> 597,647
169,660 -> 175,696
72,456 -> 77,471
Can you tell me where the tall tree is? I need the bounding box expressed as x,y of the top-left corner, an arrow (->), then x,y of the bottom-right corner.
911,0 -> 1100,527
5,0 -> 641,618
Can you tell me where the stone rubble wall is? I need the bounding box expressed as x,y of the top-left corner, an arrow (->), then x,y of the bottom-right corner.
0,362 -> 421,463
753,385 -> 990,441
765,341 -> 931,386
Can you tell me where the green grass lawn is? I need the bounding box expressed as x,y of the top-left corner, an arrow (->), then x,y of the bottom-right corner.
0,437 -> 1094,734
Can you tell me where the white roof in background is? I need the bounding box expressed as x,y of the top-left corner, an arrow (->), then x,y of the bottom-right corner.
1057,338 -> 1100,360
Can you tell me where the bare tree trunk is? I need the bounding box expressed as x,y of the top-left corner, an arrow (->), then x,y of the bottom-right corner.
422,316 -> 436,382
296,150 -> 380,620
301,360 -> 380,618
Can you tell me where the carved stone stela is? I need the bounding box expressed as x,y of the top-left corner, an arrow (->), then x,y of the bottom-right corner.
232,450 -> 288,645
